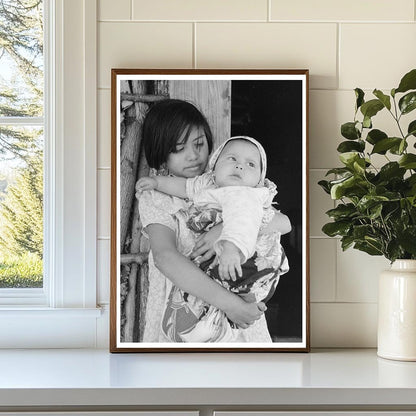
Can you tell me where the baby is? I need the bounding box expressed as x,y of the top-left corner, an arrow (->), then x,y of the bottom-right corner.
137,136 -> 289,342
137,136 -> 279,281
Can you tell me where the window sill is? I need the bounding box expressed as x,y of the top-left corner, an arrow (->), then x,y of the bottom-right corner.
0,349 -> 415,411
0,307 -> 103,348
0,306 -> 102,316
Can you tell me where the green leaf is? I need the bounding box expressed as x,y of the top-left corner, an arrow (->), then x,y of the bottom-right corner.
322,221 -> 351,237
341,236 -> 355,251
373,89 -> 391,110
355,88 -> 365,110
366,129 -> 387,145
326,203 -> 357,220
395,69 -> 416,94
407,120 -> 416,137
339,152 -> 361,166
360,99 -> 384,119
357,195 -> 389,212
363,116 -> 372,129
406,175 -> 416,197
353,158 -> 366,174
325,167 -> 352,176
377,162 -> 406,182
352,224 -> 373,239
330,176 -> 356,199
354,241 -> 383,256
386,240 -> 403,263
318,180 -> 331,194
341,122 -> 361,140
399,154 -> 416,169
399,92 -> 416,115
398,227 -> 416,255
371,137 -> 402,155
389,139 -> 408,155
399,139 -> 407,154
337,140 -> 365,153
369,203 -> 383,220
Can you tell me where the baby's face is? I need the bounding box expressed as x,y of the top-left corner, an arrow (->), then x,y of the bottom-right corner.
214,140 -> 262,188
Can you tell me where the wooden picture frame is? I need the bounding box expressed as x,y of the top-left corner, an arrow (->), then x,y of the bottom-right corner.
110,69 -> 310,352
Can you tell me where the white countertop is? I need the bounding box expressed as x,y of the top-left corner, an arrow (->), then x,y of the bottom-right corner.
0,348 -> 416,408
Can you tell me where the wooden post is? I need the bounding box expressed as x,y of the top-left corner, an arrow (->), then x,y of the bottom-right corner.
169,80 -> 231,148
136,80 -> 169,341
120,80 -> 149,342
119,81 -> 147,252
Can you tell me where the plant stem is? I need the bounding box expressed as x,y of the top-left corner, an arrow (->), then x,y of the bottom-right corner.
391,96 -> 406,139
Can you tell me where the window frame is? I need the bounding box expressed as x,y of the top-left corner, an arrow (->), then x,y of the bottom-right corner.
0,0 -> 100,348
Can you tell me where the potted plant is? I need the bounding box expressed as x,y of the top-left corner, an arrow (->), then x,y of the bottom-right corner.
319,68 -> 416,361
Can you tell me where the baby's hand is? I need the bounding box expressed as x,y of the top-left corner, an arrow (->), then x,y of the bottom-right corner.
135,177 -> 158,195
218,241 -> 243,281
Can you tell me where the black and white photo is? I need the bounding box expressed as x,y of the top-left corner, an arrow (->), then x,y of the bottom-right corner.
110,69 -> 309,352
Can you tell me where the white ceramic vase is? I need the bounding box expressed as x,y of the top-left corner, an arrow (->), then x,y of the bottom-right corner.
378,259 -> 416,361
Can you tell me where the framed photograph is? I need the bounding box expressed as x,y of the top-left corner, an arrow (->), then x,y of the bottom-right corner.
110,69 -> 309,352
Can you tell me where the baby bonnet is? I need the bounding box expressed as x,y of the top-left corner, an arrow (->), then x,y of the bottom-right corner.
208,136 -> 267,185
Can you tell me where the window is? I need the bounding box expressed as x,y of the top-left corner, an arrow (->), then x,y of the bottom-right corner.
0,0 -> 100,348
0,0 -> 45,294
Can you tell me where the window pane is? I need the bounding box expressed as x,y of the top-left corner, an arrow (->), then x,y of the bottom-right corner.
0,0 -> 44,117
0,126 -> 43,288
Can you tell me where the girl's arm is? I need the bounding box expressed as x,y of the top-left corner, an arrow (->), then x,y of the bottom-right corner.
147,223 -> 265,328
136,176 -> 188,198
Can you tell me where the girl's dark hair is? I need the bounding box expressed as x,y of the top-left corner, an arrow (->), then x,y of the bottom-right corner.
142,99 -> 213,169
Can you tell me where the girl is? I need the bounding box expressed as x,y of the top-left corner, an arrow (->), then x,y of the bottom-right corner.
137,136 -> 290,342
137,99 -> 290,342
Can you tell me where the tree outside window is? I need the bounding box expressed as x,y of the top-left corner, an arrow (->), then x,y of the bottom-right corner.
0,0 -> 44,288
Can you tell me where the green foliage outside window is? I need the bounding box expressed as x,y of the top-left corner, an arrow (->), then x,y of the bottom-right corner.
0,0 -> 44,288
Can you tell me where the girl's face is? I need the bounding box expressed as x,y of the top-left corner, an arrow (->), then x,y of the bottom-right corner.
213,140 -> 262,188
166,126 -> 210,178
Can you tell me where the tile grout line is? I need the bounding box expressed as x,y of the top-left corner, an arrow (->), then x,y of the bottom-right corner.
268,0 -> 271,22
333,228 -> 339,302
130,0 -> 133,20
193,22 -> 197,69
336,22 -> 340,90
97,19 -> 415,24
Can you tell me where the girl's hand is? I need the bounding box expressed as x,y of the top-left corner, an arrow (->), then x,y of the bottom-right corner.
224,299 -> 267,329
136,177 -> 158,196
191,223 -> 223,262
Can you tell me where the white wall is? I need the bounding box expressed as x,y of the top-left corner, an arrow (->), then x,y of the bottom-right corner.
96,0 -> 416,348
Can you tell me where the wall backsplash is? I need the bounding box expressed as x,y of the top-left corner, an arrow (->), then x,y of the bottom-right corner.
96,0 -> 416,348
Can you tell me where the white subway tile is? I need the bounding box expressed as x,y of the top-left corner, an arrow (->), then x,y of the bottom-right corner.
98,22 -> 193,89
340,24 -> 416,90
196,23 -> 337,89
98,0 -> 131,21
309,170 -> 334,237
310,239 -> 336,302
132,0 -> 268,21
97,239 -> 110,304
311,303 -> 377,347
98,89 -> 111,169
336,244 -> 389,302
271,0 -> 414,22
310,90 -> 355,169
98,169 -> 111,239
